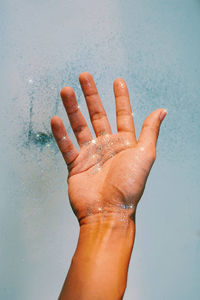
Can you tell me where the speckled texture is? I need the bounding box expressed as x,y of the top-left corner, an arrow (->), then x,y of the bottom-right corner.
0,0 -> 199,299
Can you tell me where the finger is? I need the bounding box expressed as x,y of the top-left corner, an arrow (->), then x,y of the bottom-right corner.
51,116 -> 79,165
113,78 -> 137,143
79,72 -> 112,137
60,87 -> 93,147
138,108 -> 167,149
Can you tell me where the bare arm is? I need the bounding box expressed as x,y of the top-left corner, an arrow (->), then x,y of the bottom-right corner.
59,214 -> 135,300
51,72 -> 167,300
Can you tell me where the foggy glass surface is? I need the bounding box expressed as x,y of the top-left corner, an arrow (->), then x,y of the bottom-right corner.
0,0 -> 199,299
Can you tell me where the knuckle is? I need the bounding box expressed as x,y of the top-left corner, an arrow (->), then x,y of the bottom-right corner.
85,91 -> 98,98
142,122 -> 159,136
73,124 -> 85,134
116,109 -> 131,117
91,111 -> 106,121
67,104 -> 79,115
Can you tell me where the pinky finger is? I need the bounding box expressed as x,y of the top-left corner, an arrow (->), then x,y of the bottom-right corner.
51,116 -> 79,166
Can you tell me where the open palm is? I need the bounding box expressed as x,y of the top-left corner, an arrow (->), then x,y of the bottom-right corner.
51,72 -> 167,223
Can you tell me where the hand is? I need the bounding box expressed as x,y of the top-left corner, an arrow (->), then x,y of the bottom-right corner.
51,72 -> 167,224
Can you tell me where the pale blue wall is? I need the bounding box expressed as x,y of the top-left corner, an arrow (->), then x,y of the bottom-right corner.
0,0 -> 199,299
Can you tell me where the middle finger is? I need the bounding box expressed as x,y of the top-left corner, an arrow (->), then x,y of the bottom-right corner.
79,72 -> 112,137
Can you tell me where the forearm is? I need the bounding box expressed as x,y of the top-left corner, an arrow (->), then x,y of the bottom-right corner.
59,212 -> 135,300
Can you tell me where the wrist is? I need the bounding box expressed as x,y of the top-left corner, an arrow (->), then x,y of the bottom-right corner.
77,208 -> 136,253
78,203 -> 136,226
76,211 -> 136,269
71,212 -> 135,299
78,211 -> 135,246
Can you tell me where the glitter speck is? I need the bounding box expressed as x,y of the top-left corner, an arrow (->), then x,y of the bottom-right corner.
125,140 -> 130,146
121,203 -> 134,209
28,79 -> 33,84
91,139 -> 96,144
119,81 -> 126,88
97,163 -> 101,171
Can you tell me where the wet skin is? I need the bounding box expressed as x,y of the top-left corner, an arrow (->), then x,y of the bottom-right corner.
51,72 -> 167,224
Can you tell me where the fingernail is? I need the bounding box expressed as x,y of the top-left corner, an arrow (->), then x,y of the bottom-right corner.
160,109 -> 167,122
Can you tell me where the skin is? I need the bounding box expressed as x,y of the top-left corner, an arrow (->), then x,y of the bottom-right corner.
51,72 -> 167,300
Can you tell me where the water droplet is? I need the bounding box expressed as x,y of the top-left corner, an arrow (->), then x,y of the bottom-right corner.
97,163 -> 102,171
125,140 -> 130,146
61,136 -> 67,141
121,203 -> 134,209
119,81 -> 126,88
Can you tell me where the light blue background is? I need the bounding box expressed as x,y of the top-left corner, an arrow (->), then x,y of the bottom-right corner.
0,0 -> 199,299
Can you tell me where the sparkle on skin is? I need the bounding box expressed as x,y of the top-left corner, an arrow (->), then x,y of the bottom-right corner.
125,140 -> 130,146
86,80 -> 92,87
119,81 -> 126,88
97,163 -> 101,171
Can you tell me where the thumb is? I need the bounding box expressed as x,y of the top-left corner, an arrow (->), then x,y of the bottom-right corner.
138,108 -> 167,149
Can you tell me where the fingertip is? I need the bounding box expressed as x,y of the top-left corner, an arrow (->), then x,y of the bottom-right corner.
159,109 -> 168,122
147,108 -> 167,122
113,78 -> 128,96
79,72 -> 93,82
113,77 -> 126,87
60,86 -> 75,99
50,116 -> 63,130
